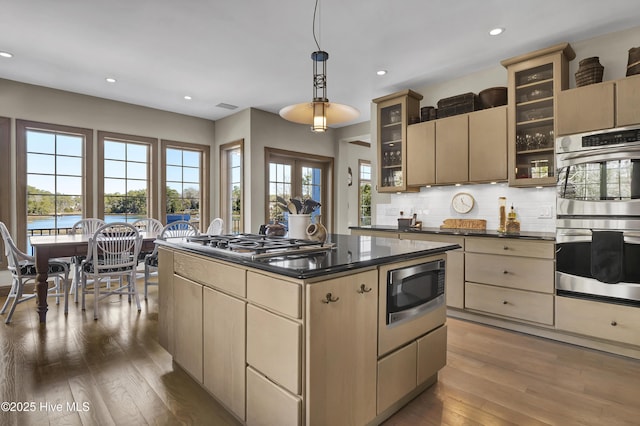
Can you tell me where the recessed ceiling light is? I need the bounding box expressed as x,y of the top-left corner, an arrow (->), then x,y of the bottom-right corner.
376,70 -> 387,76
0,51 -> 13,58
184,95 -> 192,100
489,27 -> 505,36
105,77 -> 117,83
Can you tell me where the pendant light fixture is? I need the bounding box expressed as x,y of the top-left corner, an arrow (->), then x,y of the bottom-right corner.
279,0 -> 359,132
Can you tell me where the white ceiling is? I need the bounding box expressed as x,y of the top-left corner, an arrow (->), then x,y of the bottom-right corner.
2,0 -> 640,128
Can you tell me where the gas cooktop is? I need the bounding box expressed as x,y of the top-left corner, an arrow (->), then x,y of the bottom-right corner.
182,233 -> 334,260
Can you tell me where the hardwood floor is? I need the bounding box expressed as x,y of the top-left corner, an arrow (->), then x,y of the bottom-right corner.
2,286 -> 640,426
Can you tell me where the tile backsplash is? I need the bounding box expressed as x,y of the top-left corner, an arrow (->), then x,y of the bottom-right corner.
376,183 -> 556,233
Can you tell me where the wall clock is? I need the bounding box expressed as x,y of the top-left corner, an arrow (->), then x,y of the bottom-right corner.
452,192 -> 474,214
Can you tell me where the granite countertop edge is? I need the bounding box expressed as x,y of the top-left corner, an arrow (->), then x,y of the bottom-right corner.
156,238 -> 459,280
349,225 -> 556,241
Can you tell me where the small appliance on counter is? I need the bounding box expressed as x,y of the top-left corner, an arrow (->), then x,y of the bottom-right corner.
397,212 -> 422,230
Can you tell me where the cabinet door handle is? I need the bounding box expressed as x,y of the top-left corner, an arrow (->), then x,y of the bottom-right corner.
611,320 -> 617,326
503,270 -> 509,274
357,284 -> 372,294
502,300 -> 508,305
322,292 -> 340,304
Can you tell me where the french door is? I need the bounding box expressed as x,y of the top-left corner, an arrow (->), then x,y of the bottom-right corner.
266,148 -> 332,232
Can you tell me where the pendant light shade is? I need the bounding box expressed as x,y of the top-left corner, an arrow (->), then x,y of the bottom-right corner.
279,2 -> 359,132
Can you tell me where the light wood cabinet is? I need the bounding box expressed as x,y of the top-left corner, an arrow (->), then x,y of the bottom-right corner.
616,74 -> 640,126
400,233 -> 465,309
465,282 -> 554,325
406,105 -> 507,186
557,81 -> 615,135
435,114 -> 469,184
373,90 -> 423,192
377,341 -> 417,414
306,270 -> 378,426
416,324 -> 448,385
173,275 -> 203,382
246,366 -> 301,426
556,296 -> 640,346
203,287 -> 246,420
157,247 -> 174,353
407,120 -> 436,186
464,237 -> 555,325
502,42 -> 575,187
468,106 -> 508,182
465,252 -> 554,293
556,74 -> 640,135
247,304 -> 302,395
247,271 -> 301,319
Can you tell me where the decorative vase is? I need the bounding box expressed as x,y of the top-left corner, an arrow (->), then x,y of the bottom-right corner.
306,215 -> 327,243
288,214 -> 311,240
627,47 -> 640,77
575,56 -> 604,87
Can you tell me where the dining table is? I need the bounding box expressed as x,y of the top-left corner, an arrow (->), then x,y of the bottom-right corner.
30,231 -> 160,323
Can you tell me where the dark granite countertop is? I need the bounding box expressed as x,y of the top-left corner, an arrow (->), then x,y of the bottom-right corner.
158,233 -> 460,280
349,225 -> 555,241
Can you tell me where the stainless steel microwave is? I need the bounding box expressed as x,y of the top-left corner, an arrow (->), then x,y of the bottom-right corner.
386,259 -> 445,326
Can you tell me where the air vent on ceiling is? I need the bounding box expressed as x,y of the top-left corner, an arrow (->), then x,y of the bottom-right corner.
216,103 -> 238,110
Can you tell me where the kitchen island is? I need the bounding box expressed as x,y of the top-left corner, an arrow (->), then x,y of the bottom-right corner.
156,233 -> 459,426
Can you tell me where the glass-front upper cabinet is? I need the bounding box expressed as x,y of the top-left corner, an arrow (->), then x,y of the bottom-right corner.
373,90 -> 422,193
502,43 -> 575,187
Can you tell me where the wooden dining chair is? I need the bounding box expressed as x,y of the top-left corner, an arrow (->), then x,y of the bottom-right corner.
144,220 -> 199,299
207,217 -> 224,235
0,221 -> 70,324
80,222 -> 143,320
68,218 -> 106,303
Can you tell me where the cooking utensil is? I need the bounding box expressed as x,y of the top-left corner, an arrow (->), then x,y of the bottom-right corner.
287,201 -> 298,214
290,198 -> 303,214
302,199 -> 321,214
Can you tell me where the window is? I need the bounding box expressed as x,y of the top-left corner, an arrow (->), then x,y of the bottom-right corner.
162,140 -> 209,231
265,148 -> 333,231
359,160 -> 372,226
16,120 -> 93,252
220,140 -> 243,233
98,131 -> 157,224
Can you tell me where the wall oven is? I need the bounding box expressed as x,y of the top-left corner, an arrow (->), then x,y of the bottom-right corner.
386,259 -> 445,325
556,125 -> 640,305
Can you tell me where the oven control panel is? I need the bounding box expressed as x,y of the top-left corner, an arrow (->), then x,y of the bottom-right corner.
582,128 -> 640,147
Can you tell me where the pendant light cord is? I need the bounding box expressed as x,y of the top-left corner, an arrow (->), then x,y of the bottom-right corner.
313,0 -> 321,51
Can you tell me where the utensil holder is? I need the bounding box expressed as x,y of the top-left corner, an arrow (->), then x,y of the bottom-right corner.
288,214 -> 311,239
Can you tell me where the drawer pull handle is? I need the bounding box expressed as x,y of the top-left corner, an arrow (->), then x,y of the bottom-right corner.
322,293 -> 340,304
502,300 -> 508,305
503,246 -> 509,250
357,284 -> 372,294
611,321 -> 617,326
503,270 -> 509,274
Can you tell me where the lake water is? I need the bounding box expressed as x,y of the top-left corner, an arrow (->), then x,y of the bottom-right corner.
27,214 -> 145,230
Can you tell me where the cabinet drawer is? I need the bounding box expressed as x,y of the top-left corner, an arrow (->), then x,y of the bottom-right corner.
174,252 -> 246,297
246,366 -> 301,426
247,304 -> 302,395
465,282 -> 554,325
247,272 -> 301,319
556,296 -> 640,346
466,237 -> 554,259
399,233 -> 464,250
417,325 -> 447,386
377,341 -> 417,414
466,252 -> 554,293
